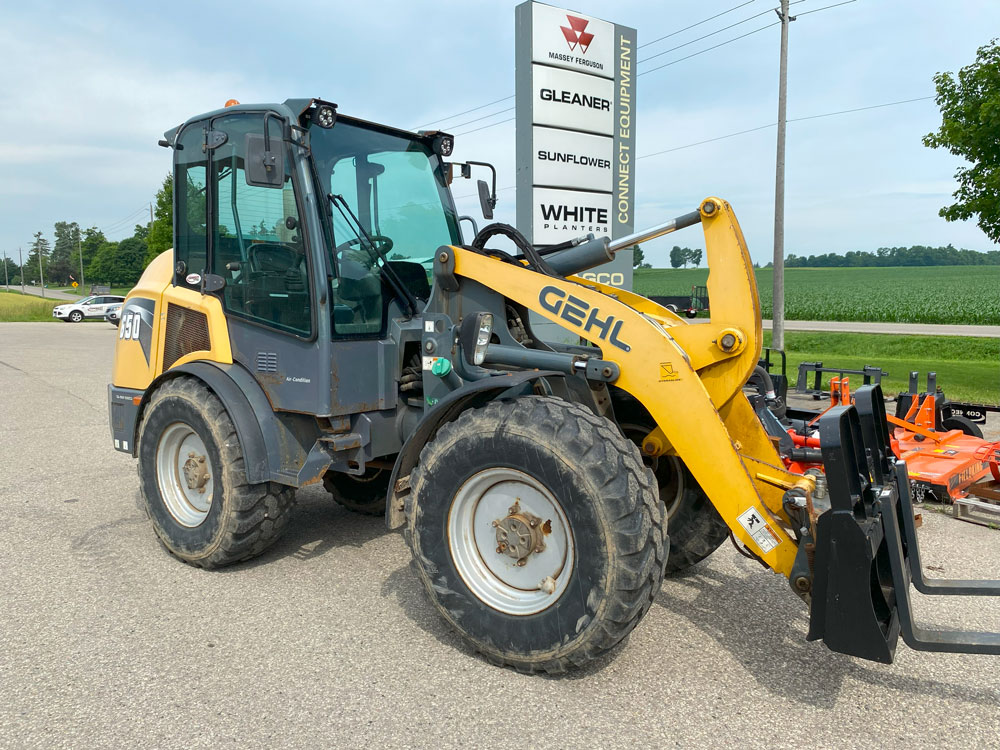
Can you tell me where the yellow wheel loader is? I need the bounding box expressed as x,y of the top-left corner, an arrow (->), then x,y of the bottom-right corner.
109,98 -> 1000,672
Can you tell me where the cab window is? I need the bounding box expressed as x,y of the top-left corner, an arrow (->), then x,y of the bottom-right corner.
173,123 -> 209,288
209,113 -> 311,337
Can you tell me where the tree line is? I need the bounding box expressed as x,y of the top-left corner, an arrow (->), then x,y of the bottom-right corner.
3,176 -> 172,289
784,244 -> 1000,268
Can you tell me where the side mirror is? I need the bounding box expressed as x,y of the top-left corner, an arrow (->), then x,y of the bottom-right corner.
477,180 -> 494,220
245,133 -> 284,188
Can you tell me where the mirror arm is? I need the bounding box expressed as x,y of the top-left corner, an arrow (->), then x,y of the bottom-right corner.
465,161 -> 497,208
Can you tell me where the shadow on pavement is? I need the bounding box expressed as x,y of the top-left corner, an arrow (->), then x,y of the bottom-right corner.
655,562 -> 999,708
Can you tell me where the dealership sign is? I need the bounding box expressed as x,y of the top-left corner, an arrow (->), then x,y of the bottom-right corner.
515,1 -> 636,290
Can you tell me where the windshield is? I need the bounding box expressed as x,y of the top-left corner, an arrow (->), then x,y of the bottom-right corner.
308,118 -> 460,269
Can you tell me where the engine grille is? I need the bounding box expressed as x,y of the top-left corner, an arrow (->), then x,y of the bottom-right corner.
162,304 -> 211,370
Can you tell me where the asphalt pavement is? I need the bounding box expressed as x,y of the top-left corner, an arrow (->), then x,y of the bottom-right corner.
1,322 -> 999,749
2,284 -> 81,301
761,319 -> 1000,338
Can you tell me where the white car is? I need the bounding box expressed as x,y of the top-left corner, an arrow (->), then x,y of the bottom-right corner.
53,295 -> 126,323
105,303 -> 123,327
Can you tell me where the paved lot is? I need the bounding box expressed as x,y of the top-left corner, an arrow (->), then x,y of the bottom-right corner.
1,322 -> 999,749
2,284 -> 81,301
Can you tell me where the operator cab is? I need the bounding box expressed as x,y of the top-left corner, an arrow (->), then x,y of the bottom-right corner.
167,99 -> 462,340
163,98 -> 485,415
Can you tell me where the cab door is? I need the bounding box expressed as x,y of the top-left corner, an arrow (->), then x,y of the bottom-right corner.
172,110 -> 328,414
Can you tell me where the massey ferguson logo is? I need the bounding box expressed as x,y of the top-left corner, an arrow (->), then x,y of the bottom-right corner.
560,15 -> 594,54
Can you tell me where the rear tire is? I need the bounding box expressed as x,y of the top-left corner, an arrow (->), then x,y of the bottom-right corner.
137,377 -> 295,568
323,467 -> 390,516
406,396 -> 667,673
941,414 -> 983,439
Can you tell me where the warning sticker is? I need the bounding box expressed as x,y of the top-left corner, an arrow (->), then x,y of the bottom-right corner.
659,362 -> 680,382
422,356 -> 441,371
736,507 -> 781,554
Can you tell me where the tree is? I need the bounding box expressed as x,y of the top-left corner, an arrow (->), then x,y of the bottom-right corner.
669,246 -> 684,269
923,39 -> 1000,242
0,255 -> 18,284
688,248 -> 703,267
87,241 -> 119,285
116,237 -> 148,285
23,231 -> 51,284
632,245 -> 645,268
146,174 -> 173,265
49,221 -> 81,285
132,223 -> 150,241
79,227 -> 106,272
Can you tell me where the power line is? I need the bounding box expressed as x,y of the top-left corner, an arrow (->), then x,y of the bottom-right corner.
639,20 -> 780,76
442,106 -> 516,132
636,95 -> 934,161
795,0 -> 856,17
639,4 -> 793,64
413,95 -> 515,131
639,0 -> 757,49
454,117 -> 516,137
100,205 -> 149,233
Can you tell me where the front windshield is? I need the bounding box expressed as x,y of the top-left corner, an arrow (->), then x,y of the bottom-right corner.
308,118 -> 461,269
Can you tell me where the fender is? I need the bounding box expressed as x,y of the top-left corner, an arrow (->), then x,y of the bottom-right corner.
134,361 -> 317,486
384,369 -> 564,529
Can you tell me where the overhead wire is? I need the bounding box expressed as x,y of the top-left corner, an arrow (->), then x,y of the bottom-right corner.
638,1 -> 806,64
636,96 -> 934,161
413,95 -> 515,131
638,0 -> 757,49
100,205 -> 149,234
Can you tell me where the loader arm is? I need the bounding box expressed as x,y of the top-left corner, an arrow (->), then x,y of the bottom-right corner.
448,198 -> 808,577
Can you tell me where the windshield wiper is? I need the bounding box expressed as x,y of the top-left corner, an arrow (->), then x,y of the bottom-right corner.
327,193 -> 418,317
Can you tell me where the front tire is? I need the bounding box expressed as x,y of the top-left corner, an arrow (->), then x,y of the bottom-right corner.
406,396 -> 667,673
137,377 -> 295,568
69,310 -> 83,322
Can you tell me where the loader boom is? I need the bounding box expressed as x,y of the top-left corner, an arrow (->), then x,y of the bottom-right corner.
448,198 -> 807,577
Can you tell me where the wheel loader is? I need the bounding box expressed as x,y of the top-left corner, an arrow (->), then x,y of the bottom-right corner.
108,98 -> 1000,672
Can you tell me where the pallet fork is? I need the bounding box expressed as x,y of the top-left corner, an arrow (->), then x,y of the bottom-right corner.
808,385 -> 1000,661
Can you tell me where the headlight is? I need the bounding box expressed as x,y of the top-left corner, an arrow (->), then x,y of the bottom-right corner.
460,312 -> 493,366
314,104 -> 336,129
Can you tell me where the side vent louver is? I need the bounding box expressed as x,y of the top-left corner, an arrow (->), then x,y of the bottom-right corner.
256,352 -> 278,373
162,304 -> 211,370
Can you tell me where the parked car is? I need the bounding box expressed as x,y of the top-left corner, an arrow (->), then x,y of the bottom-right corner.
105,303 -> 123,327
52,295 -> 126,323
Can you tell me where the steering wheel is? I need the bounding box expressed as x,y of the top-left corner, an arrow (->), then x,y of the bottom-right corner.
247,242 -> 302,274
334,234 -> 394,258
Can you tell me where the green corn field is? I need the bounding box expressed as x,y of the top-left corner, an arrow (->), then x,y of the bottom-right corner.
633,265 -> 1000,326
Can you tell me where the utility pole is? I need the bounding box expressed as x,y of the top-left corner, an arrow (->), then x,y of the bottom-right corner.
3,252 -> 8,288
78,234 -> 85,294
149,202 -> 154,229
771,0 -> 794,350
19,247 -> 24,292
38,243 -> 45,298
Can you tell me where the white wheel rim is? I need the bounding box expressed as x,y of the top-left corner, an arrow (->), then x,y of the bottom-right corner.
155,422 -> 214,527
447,467 -> 574,616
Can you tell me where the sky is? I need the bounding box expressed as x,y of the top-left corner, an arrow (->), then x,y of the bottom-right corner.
0,0 -> 997,268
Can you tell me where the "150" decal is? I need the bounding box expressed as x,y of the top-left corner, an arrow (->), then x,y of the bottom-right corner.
119,310 -> 143,341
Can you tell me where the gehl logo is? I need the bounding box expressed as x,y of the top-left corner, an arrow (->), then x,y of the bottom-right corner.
539,286 -> 631,352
